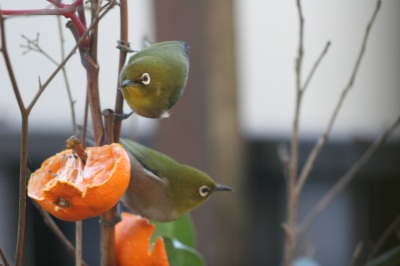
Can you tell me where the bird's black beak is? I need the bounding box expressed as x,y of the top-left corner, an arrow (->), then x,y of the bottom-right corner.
121,79 -> 135,88
215,184 -> 233,192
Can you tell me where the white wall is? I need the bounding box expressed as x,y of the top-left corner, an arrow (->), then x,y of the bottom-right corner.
235,0 -> 400,140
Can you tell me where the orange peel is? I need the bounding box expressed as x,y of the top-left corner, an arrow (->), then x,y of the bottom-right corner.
115,212 -> 169,266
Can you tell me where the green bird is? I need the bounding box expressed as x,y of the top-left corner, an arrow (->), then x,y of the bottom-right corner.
120,138 -> 232,222
120,41 -> 190,119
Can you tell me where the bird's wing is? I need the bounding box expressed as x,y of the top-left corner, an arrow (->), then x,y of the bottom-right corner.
120,138 -> 177,178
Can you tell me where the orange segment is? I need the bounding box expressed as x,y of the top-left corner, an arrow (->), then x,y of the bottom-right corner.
115,212 -> 169,266
27,143 -> 130,221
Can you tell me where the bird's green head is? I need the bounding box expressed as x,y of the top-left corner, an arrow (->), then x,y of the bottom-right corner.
168,164 -> 232,217
120,41 -> 189,119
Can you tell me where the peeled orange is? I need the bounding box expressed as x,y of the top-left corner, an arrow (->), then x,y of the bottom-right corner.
28,143 -> 130,221
115,212 -> 169,266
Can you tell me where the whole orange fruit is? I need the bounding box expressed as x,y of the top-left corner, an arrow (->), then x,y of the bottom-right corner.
28,143 -> 130,221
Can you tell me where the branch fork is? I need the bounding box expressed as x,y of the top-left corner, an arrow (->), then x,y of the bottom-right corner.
0,0 -> 90,49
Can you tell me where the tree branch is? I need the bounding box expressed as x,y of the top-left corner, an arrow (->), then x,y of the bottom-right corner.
27,13 -> 100,113
301,41 -> 331,93
299,115 -> 400,236
0,14 -> 29,266
57,16 -> 78,134
75,221 -> 83,266
1,0 -> 90,48
32,201 -> 88,266
295,0 -> 381,195
349,241 -> 364,266
113,0 -> 129,143
282,0 -> 305,264
0,246 -> 10,266
369,213 -> 400,260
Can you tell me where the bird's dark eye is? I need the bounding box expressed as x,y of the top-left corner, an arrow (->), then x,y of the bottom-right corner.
199,186 -> 210,197
141,73 -> 151,85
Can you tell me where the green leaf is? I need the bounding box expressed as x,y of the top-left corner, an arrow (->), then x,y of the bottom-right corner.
151,214 -> 196,247
367,245 -> 400,266
163,237 -> 205,266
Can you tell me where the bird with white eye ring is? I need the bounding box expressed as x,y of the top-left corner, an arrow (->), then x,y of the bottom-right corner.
120,41 -> 190,119
120,138 -> 232,222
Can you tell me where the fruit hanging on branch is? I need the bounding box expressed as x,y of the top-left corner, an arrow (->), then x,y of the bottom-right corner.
28,136 -> 131,221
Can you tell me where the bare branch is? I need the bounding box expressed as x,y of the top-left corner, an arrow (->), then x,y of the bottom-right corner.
102,109 -> 115,145
57,17 -> 78,134
20,33 -> 58,65
299,115 -> 400,236
295,0 -> 304,94
113,0 -> 129,143
0,15 -> 25,113
20,26 -> 78,135
369,213 -> 400,260
32,201 -> 88,266
0,246 -> 10,266
295,0 -> 382,194
301,41 -> 331,92
325,0 -> 381,136
100,204 -> 119,266
349,241 -> 364,266
75,221 -> 83,266
0,14 -> 29,266
282,0 -> 305,264
27,19 -> 92,113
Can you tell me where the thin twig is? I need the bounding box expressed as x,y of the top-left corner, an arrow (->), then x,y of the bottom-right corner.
20,34 -> 58,65
75,221 -> 83,266
349,241 -> 364,266
81,92 -> 90,147
25,0 -> 115,115
282,0 -> 305,264
0,15 -> 25,112
369,213 -> 400,260
301,41 -> 331,92
299,115 -> 400,236
20,22 -> 78,134
0,14 -> 29,266
0,246 -> 10,266
2,0 -> 89,48
58,16 -> 83,265
295,0 -> 381,195
57,16 -> 77,134
113,0 -> 129,143
14,118 -> 29,266
32,201 -> 88,266
26,18 -> 97,114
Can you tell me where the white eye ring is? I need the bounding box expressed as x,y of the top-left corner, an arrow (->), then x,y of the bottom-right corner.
199,186 -> 210,197
141,73 -> 151,85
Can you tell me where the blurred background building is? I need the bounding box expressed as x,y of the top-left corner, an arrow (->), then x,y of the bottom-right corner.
0,0 -> 399,265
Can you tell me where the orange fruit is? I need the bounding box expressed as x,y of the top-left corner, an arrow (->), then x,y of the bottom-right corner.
115,212 -> 169,266
27,143 -> 130,221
